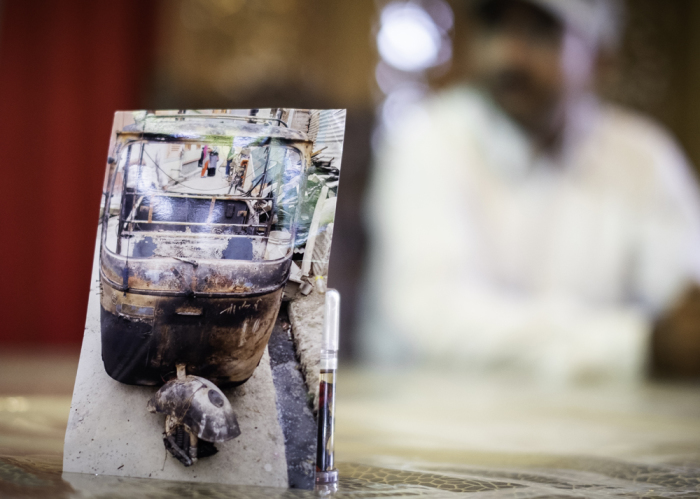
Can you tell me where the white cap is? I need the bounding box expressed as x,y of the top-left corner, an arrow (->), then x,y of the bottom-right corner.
530,0 -> 623,50
476,0 -> 625,51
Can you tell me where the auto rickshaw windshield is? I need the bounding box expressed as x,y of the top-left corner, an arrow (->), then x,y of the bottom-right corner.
103,139 -> 305,263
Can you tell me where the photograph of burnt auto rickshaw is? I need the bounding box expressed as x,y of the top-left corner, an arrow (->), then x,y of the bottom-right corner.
89,109 -> 344,483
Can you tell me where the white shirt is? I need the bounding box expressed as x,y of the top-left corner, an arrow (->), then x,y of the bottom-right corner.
362,87 -> 700,383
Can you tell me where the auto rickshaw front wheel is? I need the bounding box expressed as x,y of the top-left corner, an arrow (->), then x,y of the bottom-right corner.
147,364 -> 241,467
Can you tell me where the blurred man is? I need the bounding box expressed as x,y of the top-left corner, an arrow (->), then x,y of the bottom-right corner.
363,0 -> 700,382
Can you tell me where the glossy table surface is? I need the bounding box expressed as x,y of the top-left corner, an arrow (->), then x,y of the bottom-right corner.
1,351 -> 700,498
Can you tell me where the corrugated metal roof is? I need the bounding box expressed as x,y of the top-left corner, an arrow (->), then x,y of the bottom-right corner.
309,109 -> 346,169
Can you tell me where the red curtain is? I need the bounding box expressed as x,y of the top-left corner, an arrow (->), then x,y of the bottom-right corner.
0,0 -> 158,344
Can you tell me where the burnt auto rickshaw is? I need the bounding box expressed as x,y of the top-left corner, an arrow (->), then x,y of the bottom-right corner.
99,113 -> 311,465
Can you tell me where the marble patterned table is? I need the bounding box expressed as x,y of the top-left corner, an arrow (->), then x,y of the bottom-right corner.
1,353 -> 699,498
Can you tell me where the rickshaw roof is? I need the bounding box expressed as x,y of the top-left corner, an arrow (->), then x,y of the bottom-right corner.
117,114 -> 311,145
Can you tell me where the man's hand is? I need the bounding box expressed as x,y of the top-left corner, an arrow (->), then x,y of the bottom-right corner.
652,285 -> 700,378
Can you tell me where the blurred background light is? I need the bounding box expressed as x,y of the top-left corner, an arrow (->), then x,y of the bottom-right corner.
420,0 -> 454,32
377,2 -> 443,72
380,83 -> 429,132
374,0 -> 454,140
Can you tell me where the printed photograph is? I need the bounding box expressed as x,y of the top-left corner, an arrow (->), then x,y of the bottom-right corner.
63,109 -> 346,489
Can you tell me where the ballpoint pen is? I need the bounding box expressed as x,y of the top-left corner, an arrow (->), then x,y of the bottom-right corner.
316,289 -> 340,487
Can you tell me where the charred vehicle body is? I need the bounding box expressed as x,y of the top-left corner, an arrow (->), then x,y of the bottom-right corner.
99,113 -> 312,465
